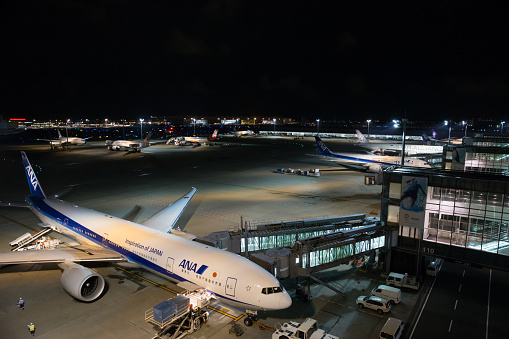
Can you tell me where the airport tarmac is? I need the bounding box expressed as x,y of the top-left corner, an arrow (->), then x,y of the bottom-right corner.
0,137 -> 419,338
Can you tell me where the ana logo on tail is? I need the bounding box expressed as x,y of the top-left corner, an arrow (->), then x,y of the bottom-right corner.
26,165 -> 38,192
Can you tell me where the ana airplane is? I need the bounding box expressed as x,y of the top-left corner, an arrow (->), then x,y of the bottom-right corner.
355,130 -> 443,156
0,152 -> 291,325
315,136 -> 431,173
421,130 -> 462,145
106,131 -> 152,152
42,129 -> 91,149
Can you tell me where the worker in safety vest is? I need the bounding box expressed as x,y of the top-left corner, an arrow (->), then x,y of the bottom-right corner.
27,322 -> 35,336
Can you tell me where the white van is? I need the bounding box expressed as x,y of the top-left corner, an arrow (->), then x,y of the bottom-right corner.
380,317 -> 404,339
426,259 -> 443,276
371,285 -> 401,304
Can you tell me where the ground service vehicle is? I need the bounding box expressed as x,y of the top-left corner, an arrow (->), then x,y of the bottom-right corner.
357,295 -> 391,314
272,318 -> 339,339
145,290 -> 211,339
426,259 -> 443,276
380,317 -> 404,339
371,285 -> 402,304
386,272 -> 419,290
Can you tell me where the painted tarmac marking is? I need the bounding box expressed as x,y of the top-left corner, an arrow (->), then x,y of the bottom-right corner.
112,264 -> 244,321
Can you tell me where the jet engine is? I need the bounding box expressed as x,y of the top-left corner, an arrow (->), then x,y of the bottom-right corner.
366,164 -> 383,173
59,262 -> 105,302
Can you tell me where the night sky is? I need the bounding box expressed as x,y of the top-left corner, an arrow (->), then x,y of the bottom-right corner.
2,1 -> 509,122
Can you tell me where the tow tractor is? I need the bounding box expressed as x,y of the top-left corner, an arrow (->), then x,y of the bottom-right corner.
272,318 -> 339,339
145,289 -> 211,339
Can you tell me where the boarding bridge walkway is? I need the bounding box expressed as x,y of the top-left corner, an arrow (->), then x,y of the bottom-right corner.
198,214 -> 385,278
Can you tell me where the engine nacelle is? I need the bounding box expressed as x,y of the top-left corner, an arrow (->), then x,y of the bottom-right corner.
366,164 -> 383,173
59,263 -> 105,302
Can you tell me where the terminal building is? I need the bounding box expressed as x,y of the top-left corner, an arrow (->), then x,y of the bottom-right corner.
381,166 -> 509,278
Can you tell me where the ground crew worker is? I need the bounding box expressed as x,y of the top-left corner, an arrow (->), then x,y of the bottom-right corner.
19,298 -> 24,310
27,322 -> 35,335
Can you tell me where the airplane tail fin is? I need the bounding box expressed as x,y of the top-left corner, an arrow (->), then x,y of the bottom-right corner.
212,129 -> 218,139
355,130 -> 369,143
315,136 -> 333,156
144,131 -> 152,142
57,129 -> 62,138
20,152 -> 46,199
432,129 -> 437,139
421,133 -> 429,143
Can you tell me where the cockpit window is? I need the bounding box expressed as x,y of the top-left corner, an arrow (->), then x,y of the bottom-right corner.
262,286 -> 283,294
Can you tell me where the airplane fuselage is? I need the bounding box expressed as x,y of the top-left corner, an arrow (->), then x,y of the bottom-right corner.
27,195 -> 290,311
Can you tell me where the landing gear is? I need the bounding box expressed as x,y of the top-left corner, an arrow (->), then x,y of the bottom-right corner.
244,310 -> 258,326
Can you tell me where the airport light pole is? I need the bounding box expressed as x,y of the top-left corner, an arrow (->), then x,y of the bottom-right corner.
501,121 -> 506,134
66,119 -> 70,145
462,121 -> 468,137
273,118 -> 276,133
445,120 -> 451,145
316,119 -> 320,136
140,118 -> 144,138
400,119 -> 407,166
367,119 -> 371,139
192,118 -> 196,135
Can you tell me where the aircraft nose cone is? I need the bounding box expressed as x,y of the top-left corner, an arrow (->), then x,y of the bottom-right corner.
280,292 -> 292,309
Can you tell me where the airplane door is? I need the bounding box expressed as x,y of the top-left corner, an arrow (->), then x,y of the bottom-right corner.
226,277 -> 237,297
166,257 -> 174,274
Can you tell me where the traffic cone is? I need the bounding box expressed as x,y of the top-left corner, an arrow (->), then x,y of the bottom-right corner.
362,286 -> 365,291
357,279 -> 360,284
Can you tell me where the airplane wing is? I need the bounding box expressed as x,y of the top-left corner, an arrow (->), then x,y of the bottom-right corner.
0,246 -> 125,266
0,201 -> 30,208
141,187 -> 197,233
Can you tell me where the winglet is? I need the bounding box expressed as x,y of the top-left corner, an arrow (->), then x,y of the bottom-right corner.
315,136 -> 333,156
141,187 -> 197,233
20,152 -> 46,199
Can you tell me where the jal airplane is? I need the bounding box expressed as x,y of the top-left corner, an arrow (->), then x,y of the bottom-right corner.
170,129 -> 219,145
106,131 -> 152,152
0,152 -> 291,324
315,136 -> 431,173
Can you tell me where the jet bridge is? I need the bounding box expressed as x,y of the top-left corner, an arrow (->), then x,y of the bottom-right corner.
196,214 -> 385,278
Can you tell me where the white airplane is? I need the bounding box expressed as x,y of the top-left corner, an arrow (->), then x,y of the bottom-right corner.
0,152 -> 291,325
106,131 -> 152,152
169,129 -> 219,145
315,136 -> 431,173
355,130 -> 443,156
233,129 -> 255,136
43,129 -> 90,149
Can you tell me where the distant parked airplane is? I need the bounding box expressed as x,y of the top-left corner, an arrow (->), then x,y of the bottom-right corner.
41,129 -> 91,149
315,136 -> 431,173
354,130 -> 443,156
106,131 -> 152,152
169,129 -> 219,145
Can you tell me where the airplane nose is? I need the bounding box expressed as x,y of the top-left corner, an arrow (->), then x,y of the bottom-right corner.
280,292 -> 292,309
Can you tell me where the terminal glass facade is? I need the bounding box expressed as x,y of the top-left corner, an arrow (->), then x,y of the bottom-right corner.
394,184 -> 509,256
